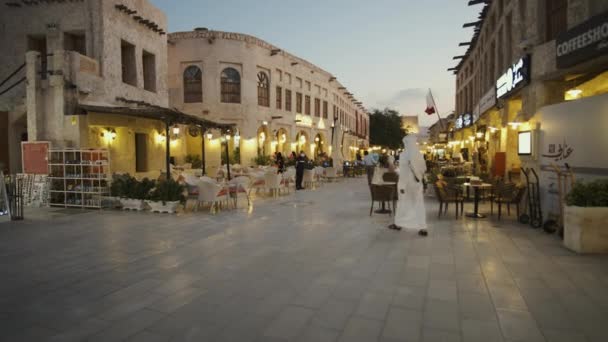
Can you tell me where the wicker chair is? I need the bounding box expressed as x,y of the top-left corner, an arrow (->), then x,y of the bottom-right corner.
433,182 -> 464,218
369,184 -> 396,216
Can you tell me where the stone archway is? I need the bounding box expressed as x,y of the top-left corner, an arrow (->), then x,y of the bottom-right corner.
257,125 -> 270,156
295,130 -> 309,155
313,132 -> 326,157
274,128 -> 289,155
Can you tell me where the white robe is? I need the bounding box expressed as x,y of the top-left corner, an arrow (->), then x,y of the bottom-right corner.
395,136 -> 427,230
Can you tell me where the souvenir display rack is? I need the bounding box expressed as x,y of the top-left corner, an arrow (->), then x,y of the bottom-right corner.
48,149 -> 110,208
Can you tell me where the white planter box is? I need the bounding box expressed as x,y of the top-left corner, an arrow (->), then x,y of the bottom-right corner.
564,205 -> 608,253
146,200 -> 180,214
119,198 -> 145,211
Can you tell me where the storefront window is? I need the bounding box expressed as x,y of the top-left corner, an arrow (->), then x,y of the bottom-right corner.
564,70 -> 608,101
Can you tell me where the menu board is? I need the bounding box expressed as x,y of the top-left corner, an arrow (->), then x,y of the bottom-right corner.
21,141 -> 50,174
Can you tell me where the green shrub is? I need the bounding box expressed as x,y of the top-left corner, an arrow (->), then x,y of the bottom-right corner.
253,154 -> 272,166
110,173 -> 128,197
185,154 -> 202,169
132,178 -> 156,200
111,174 -> 156,200
149,179 -> 185,204
566,180 -> 608,207
110,173 -> 137,198
221,147 -> 241,165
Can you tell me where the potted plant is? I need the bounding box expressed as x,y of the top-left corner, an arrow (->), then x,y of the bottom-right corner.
146,179 -> 185,214
111,174 -> 145,211
563,179 -> 608,253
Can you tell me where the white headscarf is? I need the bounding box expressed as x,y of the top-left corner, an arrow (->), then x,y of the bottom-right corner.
402,135 -> 426,179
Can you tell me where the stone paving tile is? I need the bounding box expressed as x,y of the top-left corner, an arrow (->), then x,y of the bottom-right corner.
355,292 -> 393,320
87,308 -> 165,342
339,316 -> 383,342
296,324 -> 340,342
2,179 -> 608,342
124,330 -> 170,342
311,297 -> 358,330
263,306 -> 315,340
381,307 -> 422,341
422,328 -> 462,342
461,318 -> 504,342
496,309 -> 546,342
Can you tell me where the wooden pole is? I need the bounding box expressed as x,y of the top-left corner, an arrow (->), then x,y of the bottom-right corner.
165,121 -> 171,180
224,139 -> 231,180
201,132 -> 206,175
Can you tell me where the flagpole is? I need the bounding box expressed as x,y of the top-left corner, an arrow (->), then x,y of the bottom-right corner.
429,89 -> 445,131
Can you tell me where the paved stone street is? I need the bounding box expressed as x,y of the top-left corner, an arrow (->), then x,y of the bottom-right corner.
1,178 -> 608,342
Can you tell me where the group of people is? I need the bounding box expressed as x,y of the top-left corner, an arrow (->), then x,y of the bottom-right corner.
270,151 -> 334,190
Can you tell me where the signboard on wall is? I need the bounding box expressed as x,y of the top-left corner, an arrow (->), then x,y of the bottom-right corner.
556,10 -> 608,69
454,113 -> 473,130
477,88 -> 497,116
21,141 -> 50,174
496,55 -> 531,99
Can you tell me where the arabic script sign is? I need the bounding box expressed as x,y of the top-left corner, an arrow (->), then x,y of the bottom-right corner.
496,55 -> 531,99
542,139 -> 574,161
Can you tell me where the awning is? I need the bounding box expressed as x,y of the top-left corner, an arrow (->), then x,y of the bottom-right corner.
78,102 -> 234,130
78,100 -> 235,180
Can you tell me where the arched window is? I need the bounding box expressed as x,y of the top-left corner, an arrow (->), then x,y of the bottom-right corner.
257,71 -> 270,107
183,66 -> 202,103
221,67 -> 241,103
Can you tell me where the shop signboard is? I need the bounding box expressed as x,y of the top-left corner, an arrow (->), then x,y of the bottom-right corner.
295,114 -> 313,127
556,11 -> 608,69
495,55 -> 531,100
454,113 -> 473,130
477,88 -> 497,116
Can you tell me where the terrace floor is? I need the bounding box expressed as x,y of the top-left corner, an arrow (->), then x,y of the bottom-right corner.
1,178 -> 607,342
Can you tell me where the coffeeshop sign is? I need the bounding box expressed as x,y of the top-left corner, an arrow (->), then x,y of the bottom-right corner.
556,11 -> 608,69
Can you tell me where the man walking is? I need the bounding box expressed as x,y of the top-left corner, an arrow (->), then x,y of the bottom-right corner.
362,150 -> 376,185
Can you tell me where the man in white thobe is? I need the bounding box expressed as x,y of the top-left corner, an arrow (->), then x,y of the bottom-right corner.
389,135 -> 428,235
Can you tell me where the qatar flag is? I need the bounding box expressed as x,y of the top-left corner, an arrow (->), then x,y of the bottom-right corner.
425,90 -> 436,115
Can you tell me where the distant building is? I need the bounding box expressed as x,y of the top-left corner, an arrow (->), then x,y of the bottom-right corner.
400,115 -> 420,135
168,29 -> 369,166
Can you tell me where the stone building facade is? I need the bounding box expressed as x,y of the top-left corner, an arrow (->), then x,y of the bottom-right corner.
0,0 -> 169,174
0,1 -> 369,175
167,29 -> 369,168
446,0 -> 608,178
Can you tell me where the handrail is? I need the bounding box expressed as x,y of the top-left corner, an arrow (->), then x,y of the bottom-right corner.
0,77 -> 26,97
0,62 -> 25,89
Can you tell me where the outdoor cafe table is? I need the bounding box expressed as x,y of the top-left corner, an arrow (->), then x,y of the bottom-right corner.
463,182 -> 493,219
